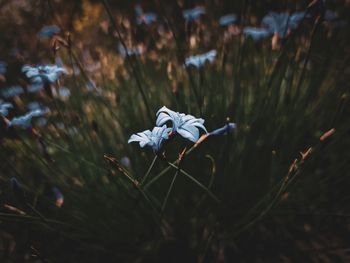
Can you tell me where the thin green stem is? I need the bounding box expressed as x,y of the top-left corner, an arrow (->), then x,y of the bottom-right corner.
143,141 -> 205,190
166,162 -> 220,204
141,155 -> 158,185
161,170 -> 178,213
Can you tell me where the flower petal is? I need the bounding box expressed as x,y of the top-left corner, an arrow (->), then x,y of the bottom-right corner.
178,128 -> 198,142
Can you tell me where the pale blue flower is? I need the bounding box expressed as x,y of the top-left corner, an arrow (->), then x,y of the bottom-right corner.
156,106 -> 207,143
0,100 -> 13,116
185,50 -> 217,68
219,14 -> 237,26
0,86 -> 24,98
26,102 -> 50,115
288,12 -> 306,29
134,4 -> 157,25
261,12 -> 306,38
27,83 -> 44,93
8,109 -> 49,128
58,86 -> 70,99
243,27 -> 272,41
37,25 -> 60,38
209,122 -> 236,136
117,43 -> 143,58
137,13 -> 157,25
128,125 -> 172,151
183,7 -> 206,22
22,64 -> 68,84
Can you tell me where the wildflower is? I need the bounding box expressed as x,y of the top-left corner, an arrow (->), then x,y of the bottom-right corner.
0,100 -> 13,116
135,5 -> 157,25
117,43 -> 143,58
22,64 -> 68,84
58,86 -> 70,99
288,12 -> 306,29
243,27 -> 272,41
0,86 -> 24,98
52,187 -> 64,207
37,25 -> 60,38
156,106 -> 207,143
27,83 -> 44,93
209,122 -> 236,136
128,125 -> 172,151
183,7 -> 206,22
261,12 -> 305,38
8,109 -> 48,128
26,102 -> 50,116
138,13 -> 157,25
184,50 -> 217,68
219,14 -> 237,26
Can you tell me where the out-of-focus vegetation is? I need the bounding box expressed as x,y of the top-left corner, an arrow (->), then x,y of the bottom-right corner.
1,0 -> 350,262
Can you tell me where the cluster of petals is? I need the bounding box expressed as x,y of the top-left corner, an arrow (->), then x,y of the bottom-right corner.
8,108 -> 49,128
243,12 -> 306,41
184,50 -> 217,68
22,64 -> 68,85
128,106 -> 207,151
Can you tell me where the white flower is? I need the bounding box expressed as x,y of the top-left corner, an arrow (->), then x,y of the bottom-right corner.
156,106 -> 207,142
128,125 -> 172,151
185,50 -> 217,68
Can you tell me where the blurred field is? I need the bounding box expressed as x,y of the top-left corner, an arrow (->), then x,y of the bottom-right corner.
0,0 -> 350,262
